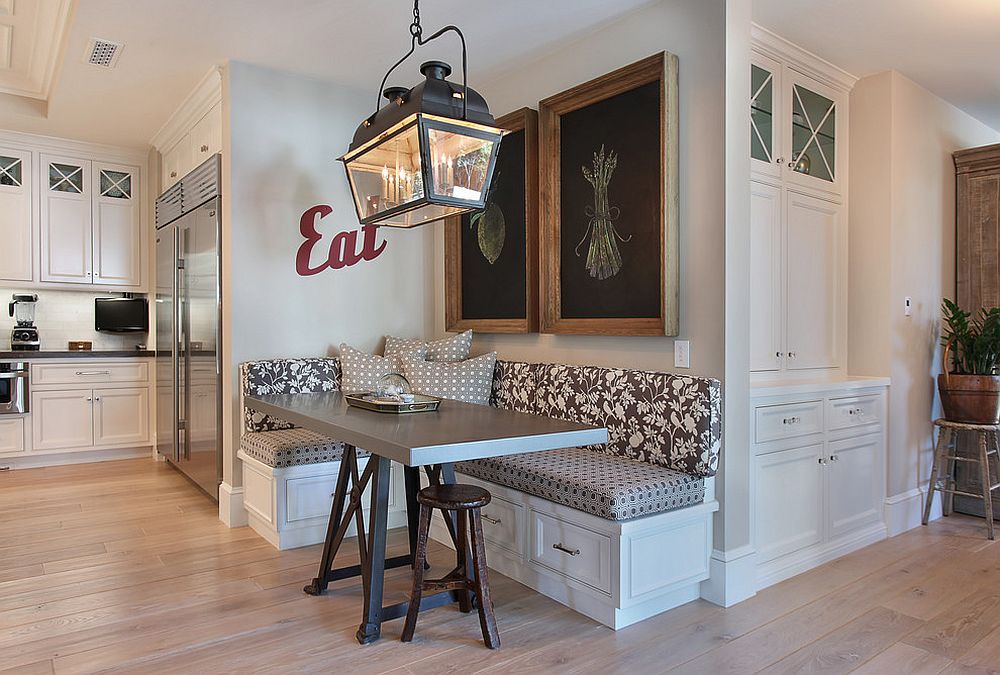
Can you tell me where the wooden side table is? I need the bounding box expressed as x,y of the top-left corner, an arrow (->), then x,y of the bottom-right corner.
923,419 -> 1000,540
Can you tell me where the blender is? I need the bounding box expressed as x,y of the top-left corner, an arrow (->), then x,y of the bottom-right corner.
9,294 -> 39,350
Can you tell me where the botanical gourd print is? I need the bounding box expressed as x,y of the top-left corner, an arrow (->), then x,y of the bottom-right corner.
577,145 -> 631,280
469,169 -> 505,264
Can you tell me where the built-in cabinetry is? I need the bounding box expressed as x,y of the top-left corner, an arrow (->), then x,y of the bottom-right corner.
0,133 -> 146,291
0,359 -> 152,467
153,68 -> 223,192
751,379 -> 889,589
749,28 -> 854,379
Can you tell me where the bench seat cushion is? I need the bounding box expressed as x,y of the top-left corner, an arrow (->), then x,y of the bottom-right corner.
240,428 -> 368,468
456,447 -> 704,521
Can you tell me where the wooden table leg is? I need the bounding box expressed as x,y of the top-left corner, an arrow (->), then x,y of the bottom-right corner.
404,465 -> 421,565
356,455 -> 392,644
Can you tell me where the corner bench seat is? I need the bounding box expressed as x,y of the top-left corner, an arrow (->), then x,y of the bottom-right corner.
456,447 -> 704,521
241,428 -> 368,468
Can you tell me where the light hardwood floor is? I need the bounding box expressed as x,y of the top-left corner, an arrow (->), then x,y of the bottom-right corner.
2,459 -> 1000,674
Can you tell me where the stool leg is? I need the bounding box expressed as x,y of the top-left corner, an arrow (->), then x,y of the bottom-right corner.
924,427 -> 949,525
455,509 -> 472,613
401,503 -> 433,642
469,507 -> 500,649
945,431 -> 959,516
979,432 -> 995,541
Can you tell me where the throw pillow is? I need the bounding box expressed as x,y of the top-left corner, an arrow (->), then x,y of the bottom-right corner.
385,330 -> 473,363
403,352 -> 497,405
339,343 -> 426,393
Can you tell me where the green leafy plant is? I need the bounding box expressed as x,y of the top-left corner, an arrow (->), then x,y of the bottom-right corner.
941,298 -> 1000,374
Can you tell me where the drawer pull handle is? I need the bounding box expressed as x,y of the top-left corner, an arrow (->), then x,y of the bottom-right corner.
75,370 -> 111,376
552,542 -> 581,556
482,514 -> 501,526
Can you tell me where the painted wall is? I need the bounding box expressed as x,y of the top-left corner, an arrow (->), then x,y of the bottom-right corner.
849,71 -> 1000,516
432,0 -> 728,380
222,62 -> 436,487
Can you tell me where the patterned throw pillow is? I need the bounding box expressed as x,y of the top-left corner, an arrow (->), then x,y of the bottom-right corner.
385,330 -> 473,363
403,352 -> 497,405
339,343 -> 426,393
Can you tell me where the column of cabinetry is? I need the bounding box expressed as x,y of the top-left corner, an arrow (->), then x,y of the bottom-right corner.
154,68 -> 222,191
749,33 -> 853,378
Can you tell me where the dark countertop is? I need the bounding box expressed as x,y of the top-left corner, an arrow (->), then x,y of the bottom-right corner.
0,350 -> 155,359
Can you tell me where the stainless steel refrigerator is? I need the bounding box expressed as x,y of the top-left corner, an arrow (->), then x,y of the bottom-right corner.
155,155 -> 222,500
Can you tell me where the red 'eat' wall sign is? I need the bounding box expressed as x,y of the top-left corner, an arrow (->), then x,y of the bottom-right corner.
295,205 -> 387,276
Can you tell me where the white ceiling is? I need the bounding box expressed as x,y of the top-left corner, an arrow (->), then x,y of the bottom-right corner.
0,0 -> 73,100
0,0 -> 657,149
752,0 -> 1000,132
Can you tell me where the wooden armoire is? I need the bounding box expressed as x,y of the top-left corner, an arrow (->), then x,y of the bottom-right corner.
954,142 -> 1000,519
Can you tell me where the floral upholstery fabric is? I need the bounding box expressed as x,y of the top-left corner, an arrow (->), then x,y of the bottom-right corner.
456,447 -> 705,521
240,428 -> 369,468
240,358 -> 340,433
384,330 -> 473,363
530,363 -> 721,477
490,360 -> 540,415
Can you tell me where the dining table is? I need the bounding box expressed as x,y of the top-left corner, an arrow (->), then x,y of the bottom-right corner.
243,391 -> 608,644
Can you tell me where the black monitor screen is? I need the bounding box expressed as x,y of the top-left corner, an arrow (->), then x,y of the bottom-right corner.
95,298 -> 149,332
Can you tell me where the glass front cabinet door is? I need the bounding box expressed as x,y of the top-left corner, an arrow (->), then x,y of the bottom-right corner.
750,53 -> 782,179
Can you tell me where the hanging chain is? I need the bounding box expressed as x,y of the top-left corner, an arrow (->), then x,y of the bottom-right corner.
410,0 -> 422,39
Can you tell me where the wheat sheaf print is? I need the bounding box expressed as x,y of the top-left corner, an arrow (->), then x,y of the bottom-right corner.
576,145 -> 631,280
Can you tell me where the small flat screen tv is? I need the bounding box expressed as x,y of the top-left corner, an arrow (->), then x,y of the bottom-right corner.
95,297 -> 149,332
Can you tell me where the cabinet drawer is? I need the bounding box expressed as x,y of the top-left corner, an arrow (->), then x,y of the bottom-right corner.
0,417 -> 25,455
755,400 -> 823,443
32,361 -> 149,386
530,511 -> 611,594
827,394 -> 881,431
479,496 -> 522,555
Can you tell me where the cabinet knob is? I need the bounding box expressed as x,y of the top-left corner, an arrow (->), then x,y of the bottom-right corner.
170,171 -> 177,178
818,457 -> 827,465
788,352 -> 797,359
829,454 -> 839,462
201,144 -> 209,153
776,157 -> 785,164
788,161 -> 795,168
776,351 -> 783,358
85,396 -> 92,402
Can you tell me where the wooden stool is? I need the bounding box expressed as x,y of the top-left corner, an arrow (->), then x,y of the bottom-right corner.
923,419 -> 1000,540
401,483 -> 500,649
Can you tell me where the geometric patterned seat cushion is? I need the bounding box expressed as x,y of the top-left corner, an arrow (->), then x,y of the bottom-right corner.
456,447 -> 705,521
240,358 -> 341,432
240,428 -> 368,468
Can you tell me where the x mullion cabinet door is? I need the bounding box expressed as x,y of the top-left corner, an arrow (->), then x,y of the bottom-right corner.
92,162 -> 141,287
750,52 -> 783,181
783,68 -> 845,196
0,148 -> 33,282
40,153 -> 93,284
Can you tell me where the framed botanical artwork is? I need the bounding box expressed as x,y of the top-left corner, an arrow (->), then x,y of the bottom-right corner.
445,107 -> 539,333
539,52 -> 679,335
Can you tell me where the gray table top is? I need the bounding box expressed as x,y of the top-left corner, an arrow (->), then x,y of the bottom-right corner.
244,392 -> 608,466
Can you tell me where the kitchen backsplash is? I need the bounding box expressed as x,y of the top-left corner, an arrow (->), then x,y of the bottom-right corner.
1,288 -> 148,351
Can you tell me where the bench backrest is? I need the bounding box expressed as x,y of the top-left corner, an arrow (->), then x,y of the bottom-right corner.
240,358 -> 340,432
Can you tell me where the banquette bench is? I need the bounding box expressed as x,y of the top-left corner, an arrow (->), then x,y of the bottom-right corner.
238,357 -> 721,628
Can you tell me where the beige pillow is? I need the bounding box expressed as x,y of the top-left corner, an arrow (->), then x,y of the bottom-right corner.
385,330 -> 473,363
339,343 -> 426,393
403,352 -> 497,405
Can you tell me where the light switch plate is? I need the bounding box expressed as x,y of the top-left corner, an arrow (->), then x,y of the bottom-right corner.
904,296 -> 912,317
674,340 -> 690,368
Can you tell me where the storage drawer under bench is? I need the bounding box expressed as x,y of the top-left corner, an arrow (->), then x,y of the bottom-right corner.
530,510 -> 612,594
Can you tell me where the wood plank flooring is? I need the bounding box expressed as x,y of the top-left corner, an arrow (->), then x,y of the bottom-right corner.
2,459 -> 999,674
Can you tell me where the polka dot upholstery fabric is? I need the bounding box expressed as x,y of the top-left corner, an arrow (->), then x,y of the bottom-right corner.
339,343 -> 426,393
385,330 -> 473,363
456,447 -> 705,521
240,427 -> 370,468
403,352 -> 497,405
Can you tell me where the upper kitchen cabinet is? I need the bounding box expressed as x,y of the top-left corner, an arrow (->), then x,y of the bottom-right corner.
0,148 -> 33,282
40,153 -> 141,288
750,53 -> 783,181
154,69 -> 223,192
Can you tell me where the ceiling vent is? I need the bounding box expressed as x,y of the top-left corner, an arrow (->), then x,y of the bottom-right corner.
84,38 -> 123,68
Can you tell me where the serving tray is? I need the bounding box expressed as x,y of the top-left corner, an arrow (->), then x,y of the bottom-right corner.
345,393 -> 441,414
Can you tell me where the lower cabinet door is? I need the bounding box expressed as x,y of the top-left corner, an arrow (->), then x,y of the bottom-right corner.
754,443 -> 825,563
31,390 -> 95,451
0,417 -> 25,455
93,387 -> 150,446
826,433 -> 882,539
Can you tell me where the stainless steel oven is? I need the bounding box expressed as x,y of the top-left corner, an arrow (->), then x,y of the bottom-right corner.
0,362 -> 29,415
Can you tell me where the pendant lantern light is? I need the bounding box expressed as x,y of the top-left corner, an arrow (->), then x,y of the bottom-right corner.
340,0 -> 504,229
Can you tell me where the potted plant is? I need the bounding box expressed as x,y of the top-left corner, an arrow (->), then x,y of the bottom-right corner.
939,298 -> 1000,424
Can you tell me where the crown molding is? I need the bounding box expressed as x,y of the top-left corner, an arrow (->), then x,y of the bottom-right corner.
751,23 -> 858,92
150,66 -> 223,151
0,127 -> 148,164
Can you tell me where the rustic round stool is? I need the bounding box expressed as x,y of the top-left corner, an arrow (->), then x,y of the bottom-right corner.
922,419 -> 999,540
401,483 -> 500,649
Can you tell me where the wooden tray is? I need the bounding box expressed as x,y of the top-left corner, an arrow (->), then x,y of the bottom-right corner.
345,393 -> 441,414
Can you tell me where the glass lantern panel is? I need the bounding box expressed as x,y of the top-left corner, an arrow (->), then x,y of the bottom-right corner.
791,84 -> 835,183
427,128 -> 495,202
100,170 -> 131,199
750,64 -> 773,163
49,163 -> 84,193
377,202 -> 472,228
0,156 -> 21,186
345,124 -> 424,221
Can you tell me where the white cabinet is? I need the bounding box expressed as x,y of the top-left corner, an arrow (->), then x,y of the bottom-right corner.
159,97 -> 222,192
93,387 -> 149,446
754,443 -> 825,563
0,418 -> 26,455
40,154 -> 141,288
749,181 -> 782,371
826,433 -> 882,539
161,134 -> 191,190
0,148 -> 33,282
750,52 -> 783,180
31,389 -> 95,450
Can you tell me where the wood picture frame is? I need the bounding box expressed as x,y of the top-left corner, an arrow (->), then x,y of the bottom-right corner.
445,107 -> 539,333
539,52 -> 679,336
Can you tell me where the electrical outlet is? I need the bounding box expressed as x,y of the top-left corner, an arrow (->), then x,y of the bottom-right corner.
904,296 -> 913,317
674,340 -> 690,368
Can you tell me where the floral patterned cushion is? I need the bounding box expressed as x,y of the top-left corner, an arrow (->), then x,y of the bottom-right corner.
528,363 -> 721,477
490,360 -> 540,415
240,428 -> 369,468
456,447 -> 704,521
240,358 -> 341,432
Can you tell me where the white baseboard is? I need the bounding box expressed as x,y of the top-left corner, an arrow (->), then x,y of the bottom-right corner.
755,522 -> 887,590
885,484 -> 941,537
0,446 -> 149,470
219,482 -> 248,528
700,545 -> 757,607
